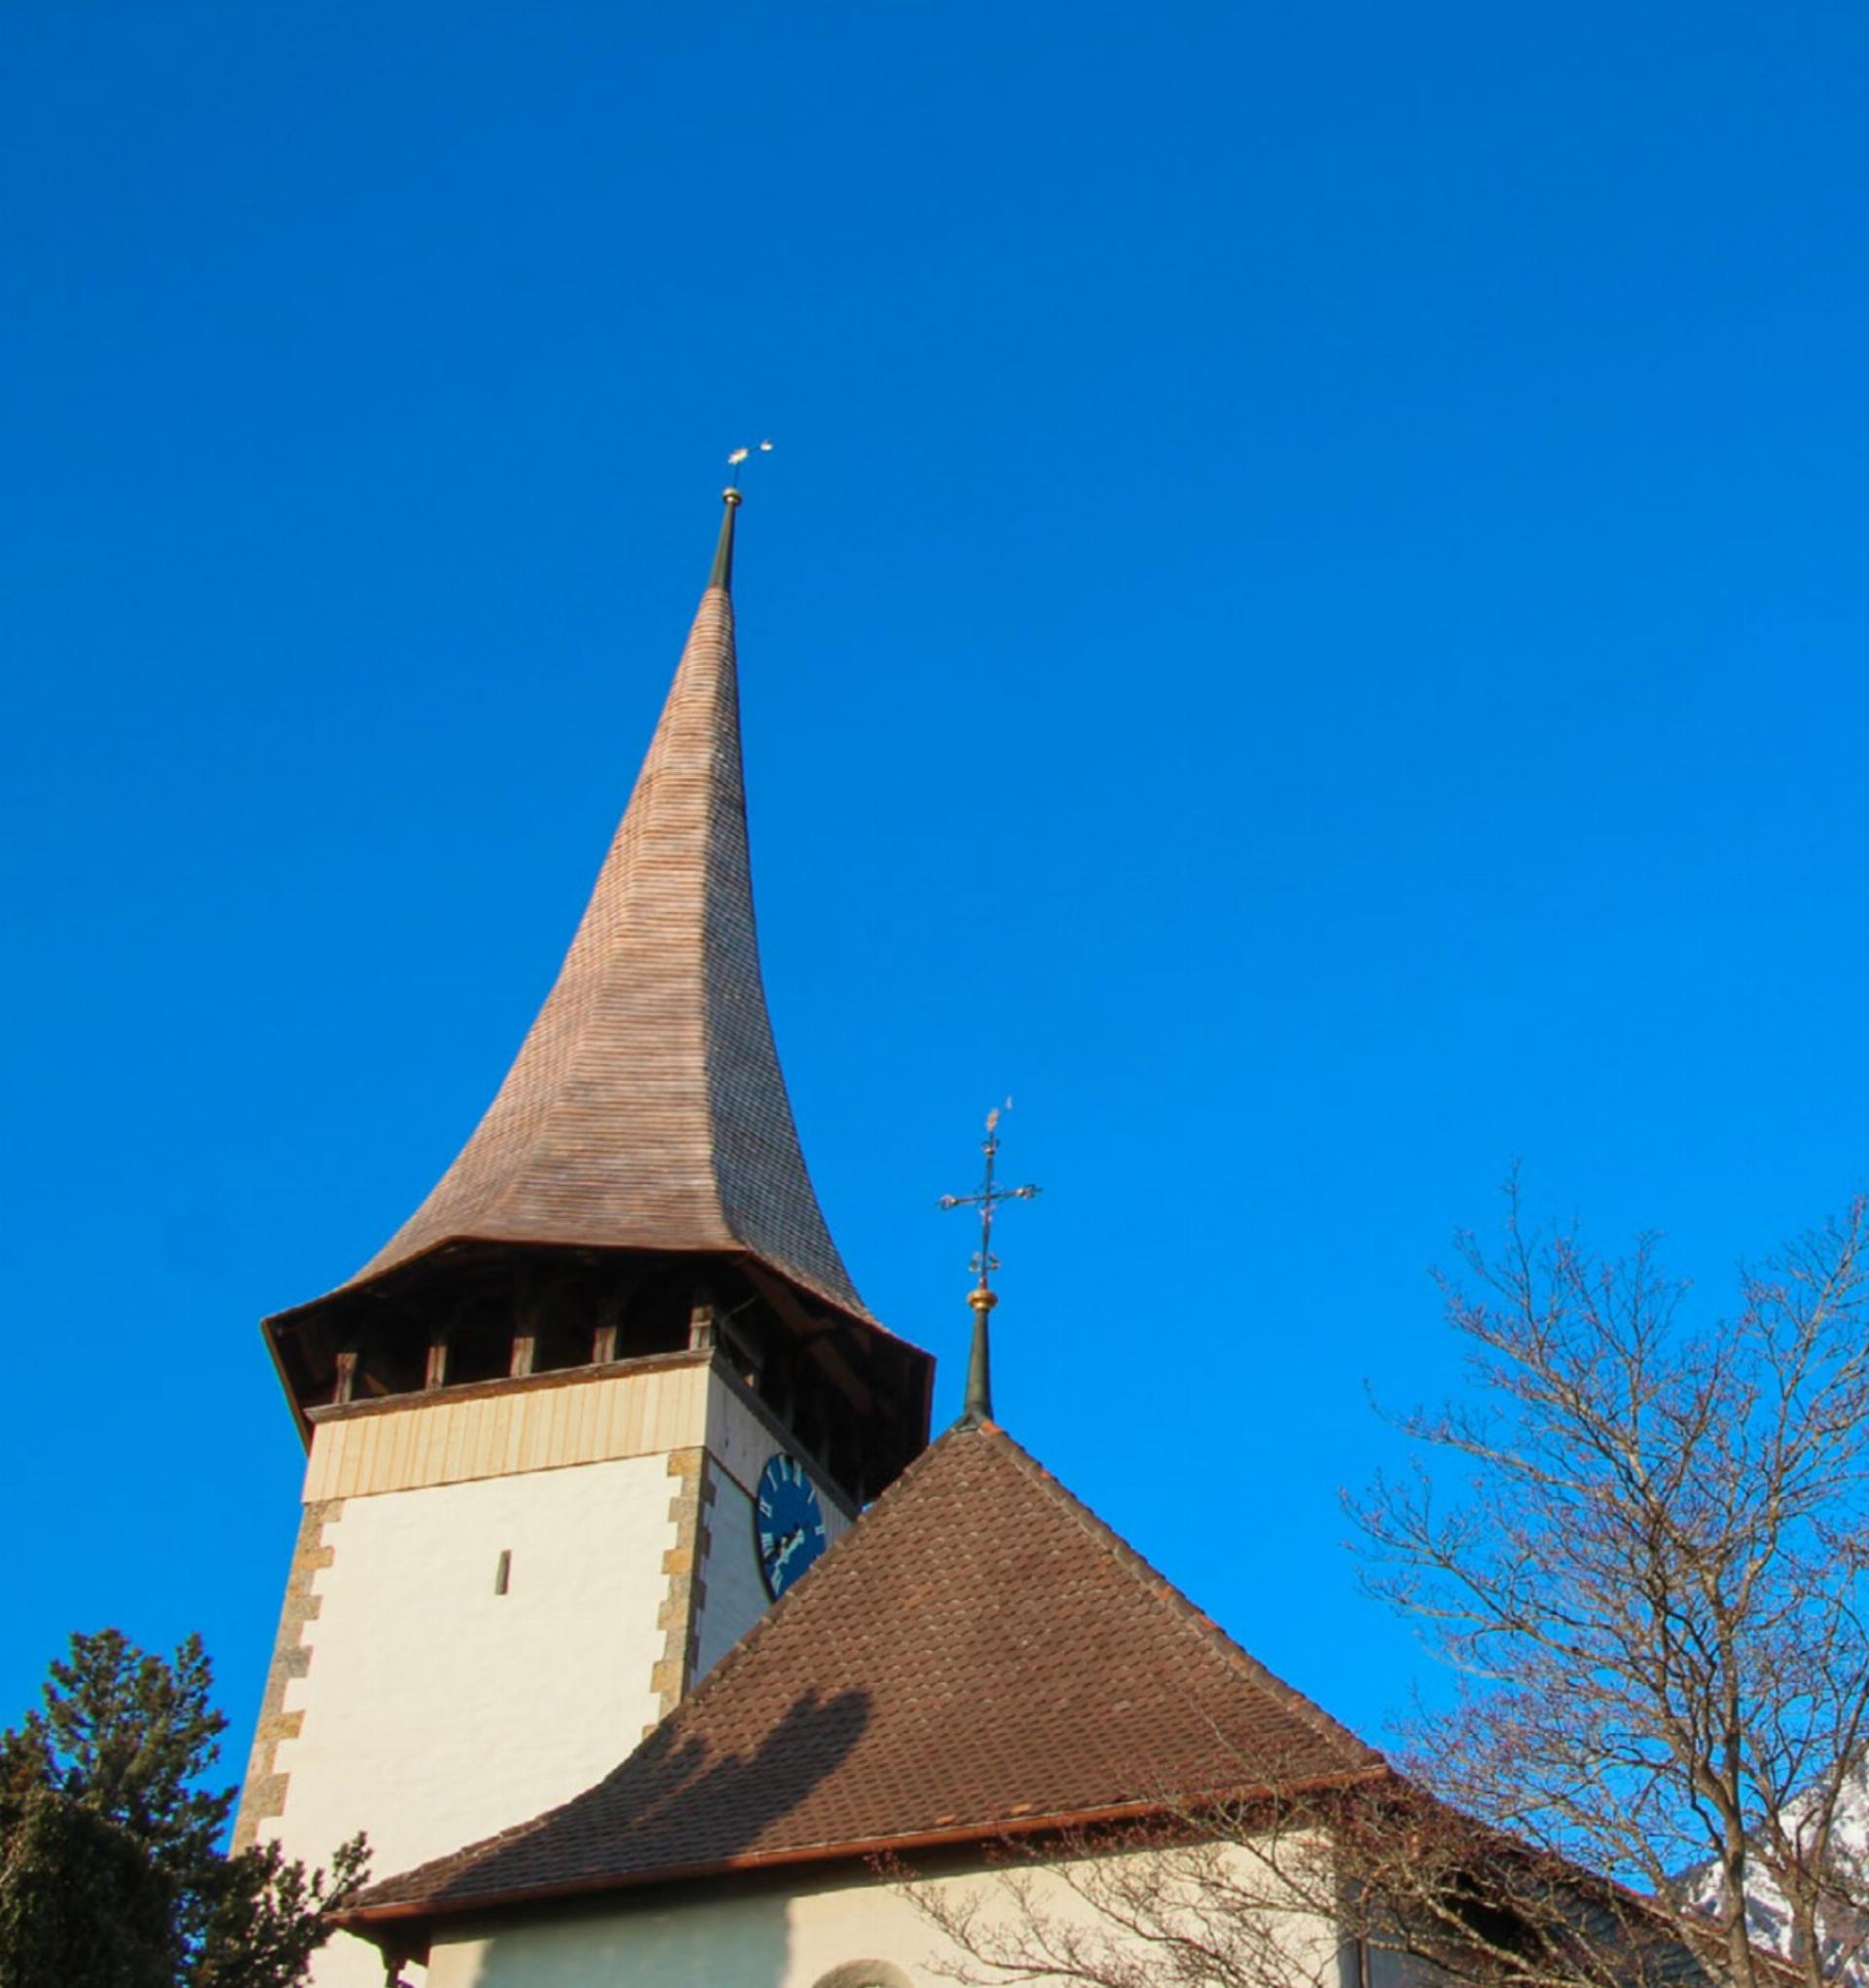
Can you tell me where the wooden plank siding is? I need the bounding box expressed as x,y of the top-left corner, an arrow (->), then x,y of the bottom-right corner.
304,1361 -> 712,1503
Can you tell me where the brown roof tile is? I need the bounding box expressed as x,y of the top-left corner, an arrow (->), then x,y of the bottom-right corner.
349,1422 -> 1383,1927
304,497 -> 869,1325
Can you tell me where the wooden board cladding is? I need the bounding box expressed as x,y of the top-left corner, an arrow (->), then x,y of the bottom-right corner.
303,1361 -> 713,1503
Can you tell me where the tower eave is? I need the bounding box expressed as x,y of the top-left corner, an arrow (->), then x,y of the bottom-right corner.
265,1230 -> 898,1343
263,1234 -> 934,1492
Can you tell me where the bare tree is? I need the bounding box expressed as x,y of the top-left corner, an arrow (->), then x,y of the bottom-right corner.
898,1773 -> 1724,1988
898,1186 -> 1869,1988
1351,1182 -> 1869,1988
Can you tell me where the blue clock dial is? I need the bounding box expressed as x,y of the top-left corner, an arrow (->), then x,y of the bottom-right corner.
755,1452 -> 827,1599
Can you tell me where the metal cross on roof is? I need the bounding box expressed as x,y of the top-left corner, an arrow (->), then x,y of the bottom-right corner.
939,1106 -> 1040,1428
939,1105 -> 1041,1296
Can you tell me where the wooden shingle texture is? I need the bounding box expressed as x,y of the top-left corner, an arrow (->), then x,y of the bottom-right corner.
351,1423 -> 1382,1923
329,551 -> 867,1322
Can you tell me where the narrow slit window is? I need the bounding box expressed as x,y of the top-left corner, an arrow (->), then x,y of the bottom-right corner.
494,1549 -> 512,1597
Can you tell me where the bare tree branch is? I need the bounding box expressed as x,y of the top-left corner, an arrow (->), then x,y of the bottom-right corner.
1350,1182 -> 1869,1988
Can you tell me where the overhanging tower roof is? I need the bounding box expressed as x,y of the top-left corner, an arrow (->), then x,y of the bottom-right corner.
275,492 -> 875,1336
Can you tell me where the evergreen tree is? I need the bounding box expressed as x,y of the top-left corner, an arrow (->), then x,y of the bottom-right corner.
0,1630 -> 366,1988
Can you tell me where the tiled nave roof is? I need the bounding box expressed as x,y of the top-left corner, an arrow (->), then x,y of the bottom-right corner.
347,1422 -> 1382,1931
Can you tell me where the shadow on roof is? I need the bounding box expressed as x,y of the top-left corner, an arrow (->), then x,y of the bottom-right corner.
400,1686 -> 873,1913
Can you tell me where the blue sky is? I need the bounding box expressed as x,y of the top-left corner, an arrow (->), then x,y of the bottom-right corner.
5,0 -> 1869,1808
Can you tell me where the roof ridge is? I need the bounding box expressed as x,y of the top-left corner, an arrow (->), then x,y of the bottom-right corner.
612,1420 -> 972,1730
352,582 -> 738,1272
982,1427 -> 1382,1773
472,593 -> 733,1244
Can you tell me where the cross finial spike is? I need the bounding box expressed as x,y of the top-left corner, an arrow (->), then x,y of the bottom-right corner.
938,1103 -> 1041,1426
713,442 -> 772,589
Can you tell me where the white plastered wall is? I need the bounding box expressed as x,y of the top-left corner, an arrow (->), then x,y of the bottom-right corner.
268,1454 -> 679,1988
416,1841 -> 1351,1988
261,1358 -> 865,1988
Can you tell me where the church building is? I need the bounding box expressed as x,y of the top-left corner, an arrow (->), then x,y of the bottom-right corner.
238,490 -> 1411,1988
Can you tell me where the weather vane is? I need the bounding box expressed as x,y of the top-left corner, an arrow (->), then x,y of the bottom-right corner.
725,439 -> 773,494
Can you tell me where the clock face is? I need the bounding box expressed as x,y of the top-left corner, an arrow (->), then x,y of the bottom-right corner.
755,1452 -> 827,1599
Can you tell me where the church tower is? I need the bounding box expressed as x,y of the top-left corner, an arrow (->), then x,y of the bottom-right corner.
237,492 -> 933,1986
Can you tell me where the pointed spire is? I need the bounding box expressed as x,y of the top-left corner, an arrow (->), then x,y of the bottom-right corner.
314,490 -> 867,1322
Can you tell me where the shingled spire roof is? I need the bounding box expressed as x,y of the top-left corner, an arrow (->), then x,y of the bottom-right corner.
342,1423 -> 1384,1939
307,491 -> 867,1324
